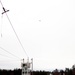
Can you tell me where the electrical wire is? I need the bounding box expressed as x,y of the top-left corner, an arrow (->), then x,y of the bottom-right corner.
0,53 -> 14,59
6,13 -> 29,57
0,0 -> 29,58
0,46 -> 21,59
0,0 -> 3,7
1,14 -> 3,37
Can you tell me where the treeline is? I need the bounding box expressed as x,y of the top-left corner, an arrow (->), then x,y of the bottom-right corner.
0,69 -> 50,75
0,69 -> 21,75
0,69 -> 49,75
0,66 -> 75,75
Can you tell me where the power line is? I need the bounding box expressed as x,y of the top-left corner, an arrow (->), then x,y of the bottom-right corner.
0,0 -> 29,58
6,14 -> 29,57
0,59 -> 21,62
1,15 -> 3,37
0,53 -> 14,59
0,0 -> 3,7
0,46 -> 21,59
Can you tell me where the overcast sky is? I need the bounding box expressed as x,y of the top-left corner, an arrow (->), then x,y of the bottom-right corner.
0,0 -> 75,70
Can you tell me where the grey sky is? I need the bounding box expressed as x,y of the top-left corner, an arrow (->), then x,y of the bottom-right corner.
0,0 -> 75,70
